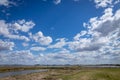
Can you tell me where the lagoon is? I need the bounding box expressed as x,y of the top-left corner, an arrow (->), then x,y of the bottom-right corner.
0,69 -> 47,78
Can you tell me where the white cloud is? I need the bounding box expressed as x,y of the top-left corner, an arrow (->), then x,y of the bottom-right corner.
0,20 -> 34,41
114,0 -> 120,4
0,50 -> 36,65
48,38 -> 67,49
87,8 -> 120,37
37,50 -> 74,64
94,0 -> 113,8
13,20 -> 35,32
69,7 -> 120,57
94,0 -> 120,8
30,46 -> 46,51
0,20 -> 9,36
0,0 -> 14,6
30,31 -> 52,45
32,50 -> 120,65
0,49 -> 120,65
73,31 -> 87,41
53,0 -> 61,5
114,9 -> 120,20
0,0 -> 120,65
7,34 -> 30,41
0,40 -> 14,51
68,38 -> 100,51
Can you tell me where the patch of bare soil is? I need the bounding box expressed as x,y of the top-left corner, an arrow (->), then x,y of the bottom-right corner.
0,72 -> 47,80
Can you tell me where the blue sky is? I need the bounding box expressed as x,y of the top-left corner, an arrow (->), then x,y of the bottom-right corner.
0,0 -> 120,65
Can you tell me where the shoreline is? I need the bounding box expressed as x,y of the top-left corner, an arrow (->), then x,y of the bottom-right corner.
0,66 -> 120,80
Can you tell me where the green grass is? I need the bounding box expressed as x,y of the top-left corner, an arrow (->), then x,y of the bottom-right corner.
0,66 -> 45,73
0,66 -> 82,73
44,68 -> 120,80
0,66 -> 120,80
61,68 -> 120,80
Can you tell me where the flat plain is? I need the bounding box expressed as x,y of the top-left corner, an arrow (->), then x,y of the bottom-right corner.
0,66 -> 120,80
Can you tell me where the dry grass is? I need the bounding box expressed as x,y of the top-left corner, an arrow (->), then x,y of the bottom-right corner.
0,72 -> 47,80
0,66 -> 120,80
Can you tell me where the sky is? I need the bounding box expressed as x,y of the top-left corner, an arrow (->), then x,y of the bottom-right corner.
0,0 -> 120,65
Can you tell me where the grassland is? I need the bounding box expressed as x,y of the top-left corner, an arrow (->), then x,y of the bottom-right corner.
0,66 -> 120,80
0,66 -> 44,73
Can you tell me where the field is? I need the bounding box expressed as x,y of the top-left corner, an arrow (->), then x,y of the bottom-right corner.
0,66 -> 120,80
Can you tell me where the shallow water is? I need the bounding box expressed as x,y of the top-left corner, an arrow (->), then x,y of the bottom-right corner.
0,69 -> 47,78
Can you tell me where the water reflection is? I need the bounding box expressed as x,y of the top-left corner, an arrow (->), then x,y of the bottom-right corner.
0,69 -> 47,78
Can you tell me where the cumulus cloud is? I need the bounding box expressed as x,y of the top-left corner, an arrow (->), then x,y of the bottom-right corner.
87,8 -> 120,37
53,0 -> 61,5
0,40 -> 14,51
114,0 -> 120,4
0,20 -> 35,41
68,7 -> 120,61
30,46 -> 46,51
33,50 -> 120,65
0,0 -> 15,6
0,50 -> 36,65
7,34 -> 30,41
68,38 -> 102,51
37,50 -> 74,64
94,0 -> 120,8
0,0 -> 120,65
13,20 -> 35,32
48,38 -> 67,49
94,0 -> 113,8
0,49 -> 120,64
73,31 -> 87,41
29,31 -> 52,45
0,20 -> 9,36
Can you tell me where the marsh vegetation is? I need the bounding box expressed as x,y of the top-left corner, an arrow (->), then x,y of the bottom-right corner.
0,66 -> 120,80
